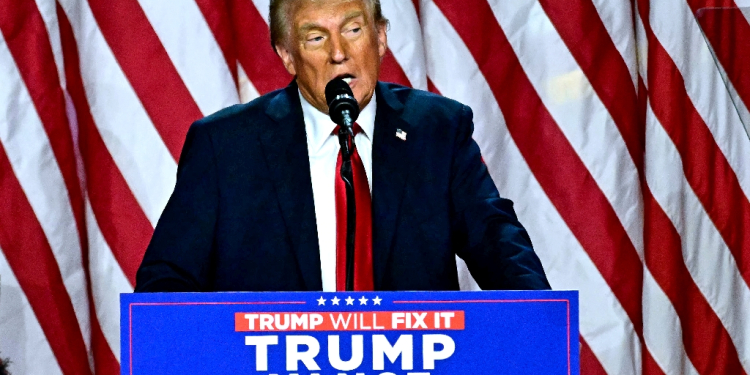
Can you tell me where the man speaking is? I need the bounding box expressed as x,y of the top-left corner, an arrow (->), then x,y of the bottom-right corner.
135,0 -> 550,292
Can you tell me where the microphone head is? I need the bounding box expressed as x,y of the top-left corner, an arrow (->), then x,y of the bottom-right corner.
325,78 -> 360,126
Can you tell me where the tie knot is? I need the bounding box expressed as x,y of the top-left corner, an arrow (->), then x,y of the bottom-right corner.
332,122 -> 363,136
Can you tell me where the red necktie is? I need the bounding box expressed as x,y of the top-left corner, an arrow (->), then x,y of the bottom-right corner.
333,123 -> 374,291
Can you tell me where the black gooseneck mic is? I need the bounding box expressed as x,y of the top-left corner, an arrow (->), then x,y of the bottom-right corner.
325,78 -> 360,291
326,78 -> 360,136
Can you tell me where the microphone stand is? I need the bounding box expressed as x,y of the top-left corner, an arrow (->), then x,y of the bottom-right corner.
337,110 -> 356,291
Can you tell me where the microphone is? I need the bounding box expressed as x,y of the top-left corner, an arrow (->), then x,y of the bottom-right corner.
325,78 -> 360,130
326,78 -> 359,291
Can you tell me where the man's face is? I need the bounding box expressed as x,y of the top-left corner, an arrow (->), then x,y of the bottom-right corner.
276,0 -> 387,114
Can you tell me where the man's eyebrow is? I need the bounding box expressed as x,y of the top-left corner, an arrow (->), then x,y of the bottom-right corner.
297,10 -> 367,35
341,10 -> 366,24
298,22 -> 323,35
298,10 -> 367,34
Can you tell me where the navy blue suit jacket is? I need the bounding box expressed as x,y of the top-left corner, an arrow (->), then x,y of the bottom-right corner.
135,81 -> 550,292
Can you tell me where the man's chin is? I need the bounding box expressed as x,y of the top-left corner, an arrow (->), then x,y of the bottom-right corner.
360,92 -> 376,108
355,86 -> 377,109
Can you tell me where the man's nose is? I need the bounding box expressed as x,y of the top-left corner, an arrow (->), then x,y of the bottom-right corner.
329,34 -> 348,63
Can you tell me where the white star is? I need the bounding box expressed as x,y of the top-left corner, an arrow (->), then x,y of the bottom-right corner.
345,296 -> 355,305
331,296 -> 341,305
372,296 -> 382,305
317,296 -> 326,306
359,296 -> 368,305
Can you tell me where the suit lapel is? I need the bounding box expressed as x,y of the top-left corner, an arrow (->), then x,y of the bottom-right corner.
371,83 -> 416,288
258,82 -> 322,291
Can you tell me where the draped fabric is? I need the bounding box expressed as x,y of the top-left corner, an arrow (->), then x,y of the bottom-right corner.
0,0 -> 749,373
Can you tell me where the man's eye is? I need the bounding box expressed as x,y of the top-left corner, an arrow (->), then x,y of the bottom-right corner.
344,26 -> 362,35
305,36 -> 325,47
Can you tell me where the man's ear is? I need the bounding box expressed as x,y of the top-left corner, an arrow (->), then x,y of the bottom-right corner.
377,23 -> 388,59
275,44 -> 297,76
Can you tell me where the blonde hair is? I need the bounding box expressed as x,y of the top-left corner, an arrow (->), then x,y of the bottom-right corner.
269,0 -> 389,49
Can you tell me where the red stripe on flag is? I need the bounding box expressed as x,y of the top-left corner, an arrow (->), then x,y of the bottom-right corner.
538,0 -> 644,168
2,2 -> 122,373
643,344 -> 668,375
580,337 -> 665,375
580,337 -> 608,375
639,2 -> 750,288
230,0 -> 291,94
0,0 -> 88,270
581,335 -> 667,375
541,0 -> 744,370
87,0 -> 204,160
91,312 -> 119,374
433,0 -> 645,340
640,0 -> 750,367
690,1 -> 750,114
195,0 -> 238,84
59,4 -> 153,286
380,49 -> 413,87
427,77 -> 441,95
58,8 -> 124,372
644,188 -> 746,375
638,78 -> 648,137
0,144 -> 91,375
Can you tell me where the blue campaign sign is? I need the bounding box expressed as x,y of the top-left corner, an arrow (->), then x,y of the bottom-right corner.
121,291 -> 578,375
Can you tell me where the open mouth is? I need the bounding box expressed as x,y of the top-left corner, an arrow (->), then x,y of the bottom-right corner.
335,74 -> 355,84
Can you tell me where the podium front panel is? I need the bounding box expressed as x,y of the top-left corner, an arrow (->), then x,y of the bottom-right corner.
121,291 -> 578,374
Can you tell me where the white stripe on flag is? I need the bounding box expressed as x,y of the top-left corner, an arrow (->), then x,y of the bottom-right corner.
634,5 -> 648,87
650,0 -> 750,196
0,248 -> 63,375
381,0 -> 428,89
645,104 -> 750,371
251,0 -> 271,25
238,63 -> 261,104
589,0 -> 638,88
488,0 -> 645,258
421,3 -> 641,374
0,34 -> 91,350
420,1 -> 508,155
138,0 -> 239,116
420,0 -> 503,291
642,269 -> 700,375
734,0 -> 750,28
58,0 -> 177,226
86,201 -> 133,362
32,0 -> 66,88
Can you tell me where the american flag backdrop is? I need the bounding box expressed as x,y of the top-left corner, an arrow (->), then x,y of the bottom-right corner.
1,0 -> 749,373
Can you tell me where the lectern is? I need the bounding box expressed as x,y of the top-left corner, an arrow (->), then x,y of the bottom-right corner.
121,290 -> 578,374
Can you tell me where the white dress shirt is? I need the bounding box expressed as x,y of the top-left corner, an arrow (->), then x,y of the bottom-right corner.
300,90 -> 376,292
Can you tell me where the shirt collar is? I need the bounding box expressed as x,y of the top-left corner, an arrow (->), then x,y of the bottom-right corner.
300,89 -> 377,154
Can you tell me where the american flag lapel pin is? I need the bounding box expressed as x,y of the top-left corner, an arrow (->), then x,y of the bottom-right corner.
396,129 -> 407,141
